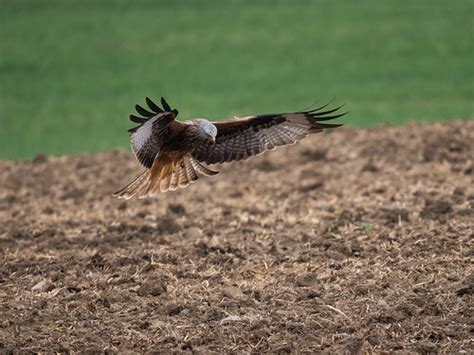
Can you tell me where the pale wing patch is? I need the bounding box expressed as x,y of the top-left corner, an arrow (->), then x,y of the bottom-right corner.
131,118 -> 154,152
129,114 -> 167,168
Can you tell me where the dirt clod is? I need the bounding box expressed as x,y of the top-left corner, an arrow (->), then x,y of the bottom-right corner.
222,286 -> 247,300
184,227 -> 203,239
138,279 -> 167,297
420,199 -> 453,219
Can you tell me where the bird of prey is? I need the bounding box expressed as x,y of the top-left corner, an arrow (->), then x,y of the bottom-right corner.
114,97 -> 346,199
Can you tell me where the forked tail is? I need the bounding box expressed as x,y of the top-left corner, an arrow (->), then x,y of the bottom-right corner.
113,155 -> 218,199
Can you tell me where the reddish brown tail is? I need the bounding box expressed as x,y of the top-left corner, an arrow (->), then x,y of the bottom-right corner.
113,155 -> 218,199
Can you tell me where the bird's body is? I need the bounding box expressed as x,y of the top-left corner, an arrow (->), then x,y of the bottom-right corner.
114,97 -> 346,199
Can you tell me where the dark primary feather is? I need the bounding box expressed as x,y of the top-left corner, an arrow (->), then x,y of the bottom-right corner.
128,97 -> 178,132
146,97 -> 163,113
192,102 -> 346,164
305,104 -> 346,125
161,97 -> 172,112
135,104 -> 155,118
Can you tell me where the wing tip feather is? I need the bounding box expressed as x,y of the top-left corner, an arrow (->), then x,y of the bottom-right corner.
304,101 -> 347,125
128,97 -> 176,125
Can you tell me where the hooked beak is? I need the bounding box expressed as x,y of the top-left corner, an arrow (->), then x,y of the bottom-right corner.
209,135 -> 216,144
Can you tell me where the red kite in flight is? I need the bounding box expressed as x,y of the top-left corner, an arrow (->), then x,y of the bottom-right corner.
114,97 -> 345,199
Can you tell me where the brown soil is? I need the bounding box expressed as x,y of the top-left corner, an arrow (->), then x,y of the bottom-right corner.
0,121 -> 473,353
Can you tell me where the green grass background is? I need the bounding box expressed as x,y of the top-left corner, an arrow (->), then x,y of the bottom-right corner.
1,0 -> 473,160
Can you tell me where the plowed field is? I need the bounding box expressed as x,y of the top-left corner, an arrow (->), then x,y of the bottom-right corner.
1,121 -> 472,353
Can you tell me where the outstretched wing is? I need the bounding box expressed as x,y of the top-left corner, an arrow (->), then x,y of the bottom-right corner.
191,102 -> 346,164
128,97 -> 180,168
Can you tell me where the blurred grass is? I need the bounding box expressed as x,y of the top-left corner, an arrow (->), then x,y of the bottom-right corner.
1,0 -> 473,159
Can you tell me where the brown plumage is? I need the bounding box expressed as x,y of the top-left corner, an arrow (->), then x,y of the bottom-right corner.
113,97 -> 346,199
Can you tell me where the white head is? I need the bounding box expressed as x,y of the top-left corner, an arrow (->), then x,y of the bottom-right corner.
195,119 -> 217,143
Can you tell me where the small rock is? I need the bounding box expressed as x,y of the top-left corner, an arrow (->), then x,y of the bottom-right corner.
32,280 -> 53,292
377,299 -> 389,308
222,286 -> 246,300
296,273 -> 319,287
184,227 -> 203,239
